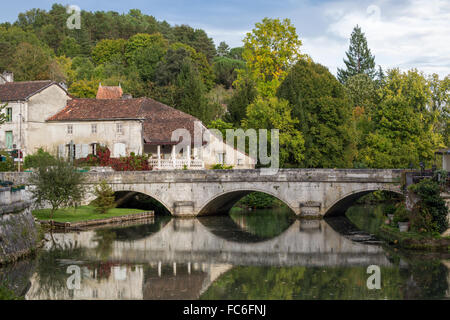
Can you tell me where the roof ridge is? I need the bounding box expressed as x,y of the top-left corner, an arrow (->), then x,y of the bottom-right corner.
1,80 -> 53,84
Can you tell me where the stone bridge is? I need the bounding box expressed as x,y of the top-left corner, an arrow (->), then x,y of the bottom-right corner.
0,169 -> 403,217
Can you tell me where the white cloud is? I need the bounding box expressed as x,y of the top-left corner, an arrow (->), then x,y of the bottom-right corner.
302,0 -> 450,77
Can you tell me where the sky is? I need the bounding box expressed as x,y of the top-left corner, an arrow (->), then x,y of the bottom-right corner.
1,0 -> 449,77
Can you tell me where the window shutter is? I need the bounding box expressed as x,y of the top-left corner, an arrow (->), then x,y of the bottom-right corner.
58,145 -> 65,159
75,144 -> 82,159
81,144 -> 90,158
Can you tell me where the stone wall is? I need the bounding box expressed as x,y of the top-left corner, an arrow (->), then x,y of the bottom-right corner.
0,188 -> 38,265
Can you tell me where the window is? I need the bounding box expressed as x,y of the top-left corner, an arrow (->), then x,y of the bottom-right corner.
6,108 -> 12,122
116,123 -> 123,134
217,152 -> 225,164
5,131 -> 13,149
91,124 -> 97,134
237,159 -> 244,166
67,125 -> 73,135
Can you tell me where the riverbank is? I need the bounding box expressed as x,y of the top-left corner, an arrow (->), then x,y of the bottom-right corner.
378,225 -> 450,251
32,205 -> 148,223
0,204 -> 39,266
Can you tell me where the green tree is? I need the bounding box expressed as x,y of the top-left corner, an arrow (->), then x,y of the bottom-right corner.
238,17 -> 302,97
92,180 -> 116,214
212,56 -> 245,89
92,39 -> 127,65
217,41 -> 230,57
337,25 -> 376,83
24,148 -> 56,169
345,73 -> 378,167
409,179 -> 448,233
29,159 -> 86,219
0,101 -> 6,124
428,74 -> 449,146
224,76 -> 257,126
227,47 -> 244,60
278,59 -> 355,168
10,42 -> 54,81
359,69 -> 442,168
174,59 -> 212,122
243,97 -> 305,167
172,25 -> 216,62
69,79 -> 99,98
57,37 -> 81,58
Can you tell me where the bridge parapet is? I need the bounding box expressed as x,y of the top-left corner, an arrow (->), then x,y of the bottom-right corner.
0,168 -> 403,185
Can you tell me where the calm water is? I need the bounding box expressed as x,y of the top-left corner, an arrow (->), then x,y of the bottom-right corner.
1,206 -> 449,300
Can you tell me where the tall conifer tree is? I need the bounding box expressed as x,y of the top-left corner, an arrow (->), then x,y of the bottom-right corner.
337,25 -> 376,83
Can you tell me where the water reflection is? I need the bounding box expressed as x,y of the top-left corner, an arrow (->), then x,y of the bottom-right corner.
0,208 -> 449,300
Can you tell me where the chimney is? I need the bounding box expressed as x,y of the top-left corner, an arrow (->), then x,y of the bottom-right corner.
2,71 -> 13,83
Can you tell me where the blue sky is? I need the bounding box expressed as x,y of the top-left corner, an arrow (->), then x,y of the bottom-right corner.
1,0 -> 449,77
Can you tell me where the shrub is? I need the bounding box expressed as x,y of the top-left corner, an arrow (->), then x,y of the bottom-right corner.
77,146 -> 151,171
211,164 -> 233,170
409,203 -> 436,233
0,151 -> 14,172
92,180 -> 116,214
24,148 -> 56,169
408,179 -> 448,233
393,203 -> 410,223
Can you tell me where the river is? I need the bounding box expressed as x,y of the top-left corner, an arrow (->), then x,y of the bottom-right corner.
1,205 -> 449,300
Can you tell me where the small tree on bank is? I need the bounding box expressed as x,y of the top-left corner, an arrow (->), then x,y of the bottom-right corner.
92,180 -> 116,214
29,159 -> 86,220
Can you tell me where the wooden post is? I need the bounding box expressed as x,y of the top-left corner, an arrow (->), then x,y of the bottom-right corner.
157,145 -> 161,169
187,145 -> 191,169
172,145 -> 176,169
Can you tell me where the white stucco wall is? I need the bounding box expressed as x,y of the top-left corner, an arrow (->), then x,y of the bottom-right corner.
45,120 -> 144,158
201,130 -> 256,169
0,101 -> 25,151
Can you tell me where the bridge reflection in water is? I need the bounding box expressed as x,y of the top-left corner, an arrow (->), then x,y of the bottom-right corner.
22,215 -> 450,300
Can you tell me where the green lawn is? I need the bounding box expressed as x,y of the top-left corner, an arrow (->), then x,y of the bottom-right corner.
32,205 -> 148,223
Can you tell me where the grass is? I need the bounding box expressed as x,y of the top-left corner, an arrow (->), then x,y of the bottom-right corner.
32,205 -> 148,223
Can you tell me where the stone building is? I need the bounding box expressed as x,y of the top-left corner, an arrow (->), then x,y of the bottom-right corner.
0,74 -> 69,155
0,76 -> 255,169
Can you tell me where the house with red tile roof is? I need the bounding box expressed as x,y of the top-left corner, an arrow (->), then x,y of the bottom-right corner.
0,77 -> 255,169
0,75 -> 70,156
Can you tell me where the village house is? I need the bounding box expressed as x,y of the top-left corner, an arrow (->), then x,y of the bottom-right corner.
0,75 -> 255,169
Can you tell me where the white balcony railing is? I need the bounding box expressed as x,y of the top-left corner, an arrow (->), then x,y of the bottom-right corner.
149,158 -> 204,170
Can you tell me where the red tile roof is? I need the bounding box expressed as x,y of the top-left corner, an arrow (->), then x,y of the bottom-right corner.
0,80 -> 60,101
47,97 -> 205,145
96,85 -> 123,99
47,98 -> 146,121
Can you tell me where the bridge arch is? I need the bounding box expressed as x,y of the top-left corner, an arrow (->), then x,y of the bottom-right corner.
324,187 -> 404,217
86,184 -> 175,215
196,188 -> 296,216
